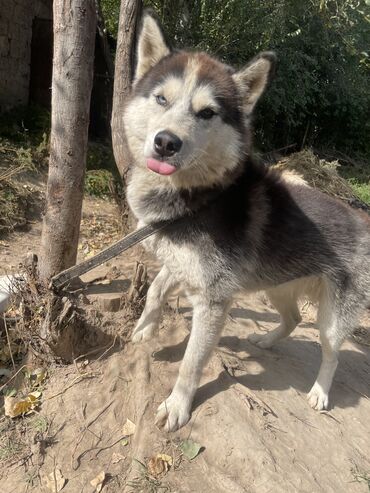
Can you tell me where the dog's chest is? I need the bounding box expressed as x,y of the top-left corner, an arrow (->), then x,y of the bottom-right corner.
142,231 -> 208,290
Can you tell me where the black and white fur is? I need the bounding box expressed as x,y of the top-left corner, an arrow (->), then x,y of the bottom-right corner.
123,11 -> 370,431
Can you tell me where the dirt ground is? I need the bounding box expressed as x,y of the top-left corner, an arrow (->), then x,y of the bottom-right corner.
0,194 -> 369,493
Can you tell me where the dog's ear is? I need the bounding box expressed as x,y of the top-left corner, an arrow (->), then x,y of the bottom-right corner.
135,10 -> 170,81
233,52 -> 276,114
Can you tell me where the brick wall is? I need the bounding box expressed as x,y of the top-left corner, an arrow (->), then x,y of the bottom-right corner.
0,0 -> 52,112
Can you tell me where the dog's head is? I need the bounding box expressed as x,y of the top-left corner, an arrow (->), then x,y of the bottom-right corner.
124,10 -> 276,187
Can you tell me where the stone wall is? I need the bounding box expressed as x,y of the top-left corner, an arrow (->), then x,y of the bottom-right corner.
0,0 -> 52,112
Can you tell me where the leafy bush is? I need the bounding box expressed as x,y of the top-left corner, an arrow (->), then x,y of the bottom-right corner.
0,138 -> 45,233
0,104 -> 50,144
102,0 -> 370,160
84,169 -> 114,197
86,141 -> 116,172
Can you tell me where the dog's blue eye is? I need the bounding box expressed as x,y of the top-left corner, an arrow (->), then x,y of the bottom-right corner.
197,108 -> 216,120
155,95 -> 167,106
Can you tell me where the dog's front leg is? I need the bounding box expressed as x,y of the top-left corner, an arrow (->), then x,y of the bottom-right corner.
132,265 -> 177,342
155,295 -> 230,432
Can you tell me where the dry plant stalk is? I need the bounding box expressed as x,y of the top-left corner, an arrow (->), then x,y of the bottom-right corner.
273,149 -> 368,210
124,261 -> 149,320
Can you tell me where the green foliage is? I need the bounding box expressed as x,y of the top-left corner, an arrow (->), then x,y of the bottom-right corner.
101,0 -> 370,158
0,137 -> 45,234
0,104 -> 50,145
84,169 -> 114,197
347,180 -> 370,205
85,142 -> 120,196
338,159 -> 370,205
86,141 -> 116,172
101,0 -> 121,38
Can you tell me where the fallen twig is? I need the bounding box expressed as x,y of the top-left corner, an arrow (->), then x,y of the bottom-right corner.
85,400 -> 114,429
233,382 -> 278,417
96,335 -> 118,362
45,372 -> 99,401
3,314 -> 16,371
73,339 -> 117,364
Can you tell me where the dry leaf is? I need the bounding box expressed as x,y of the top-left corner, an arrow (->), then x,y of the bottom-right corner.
4,396 -> 18,417
44,469 -> 66,492
28,391 -> 42,401
157,454 -> 173,466
5,308 -> 20,319
4,391 -> 41,418
112,452 -> 126,464
90,471 -> 106,492
30,368 -> 47,386
147,454 -> 173,477
122,418 -> 136,436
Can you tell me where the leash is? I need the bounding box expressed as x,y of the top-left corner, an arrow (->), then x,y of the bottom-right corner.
50,220 -> 173,291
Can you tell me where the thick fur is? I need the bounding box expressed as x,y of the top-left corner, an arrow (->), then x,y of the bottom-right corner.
123,11 -> 370,431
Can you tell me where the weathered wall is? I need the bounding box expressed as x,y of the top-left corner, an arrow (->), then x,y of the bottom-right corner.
0,0 -> 52,112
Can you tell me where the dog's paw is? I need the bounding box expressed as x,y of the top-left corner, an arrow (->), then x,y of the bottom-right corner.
131,322 -> 157,343
248,332 -> 274,349
307,383 -> 329,410
131,327 -> 153,343
155,393 -> 191,432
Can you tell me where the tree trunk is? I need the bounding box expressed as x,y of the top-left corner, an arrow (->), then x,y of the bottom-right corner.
39,0 -> 97,281
111,0 -> 142,179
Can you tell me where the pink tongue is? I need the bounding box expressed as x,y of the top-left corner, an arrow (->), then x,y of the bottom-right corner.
147,158 -> 177,176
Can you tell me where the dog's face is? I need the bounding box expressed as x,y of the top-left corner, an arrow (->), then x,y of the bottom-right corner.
124,12 -> 275,187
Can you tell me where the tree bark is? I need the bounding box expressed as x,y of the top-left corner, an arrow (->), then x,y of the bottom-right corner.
111,0 -> 142,179
39,0 -> 97,281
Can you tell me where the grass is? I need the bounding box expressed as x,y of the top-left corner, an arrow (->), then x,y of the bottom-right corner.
351,466 -> 370,491
274,149 -> 370,207
0,435 -> 24,461
0,130 -> 48,234
24,469 -> 40,490
85,141 -> 124,200
347,180 -> 370,206
0,420 -> 26,462
338,159 -> 370,206
84,169 -> 114,197
0,104 -> 123,232
127,459 -> 171,493
30,415 -> 49,433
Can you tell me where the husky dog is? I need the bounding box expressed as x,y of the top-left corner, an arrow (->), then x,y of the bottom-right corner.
124,11 -> 370,431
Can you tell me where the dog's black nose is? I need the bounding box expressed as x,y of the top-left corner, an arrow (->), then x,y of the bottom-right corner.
154,131 -> 182,157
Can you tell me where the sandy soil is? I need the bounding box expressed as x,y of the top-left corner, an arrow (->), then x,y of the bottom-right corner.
0,195 -> 369,493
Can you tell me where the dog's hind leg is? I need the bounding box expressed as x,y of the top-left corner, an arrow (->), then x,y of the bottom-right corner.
132,265 -> 178,342
248,283 -> 302,348
307,280 -> 356,410
155,295 -> 231,431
